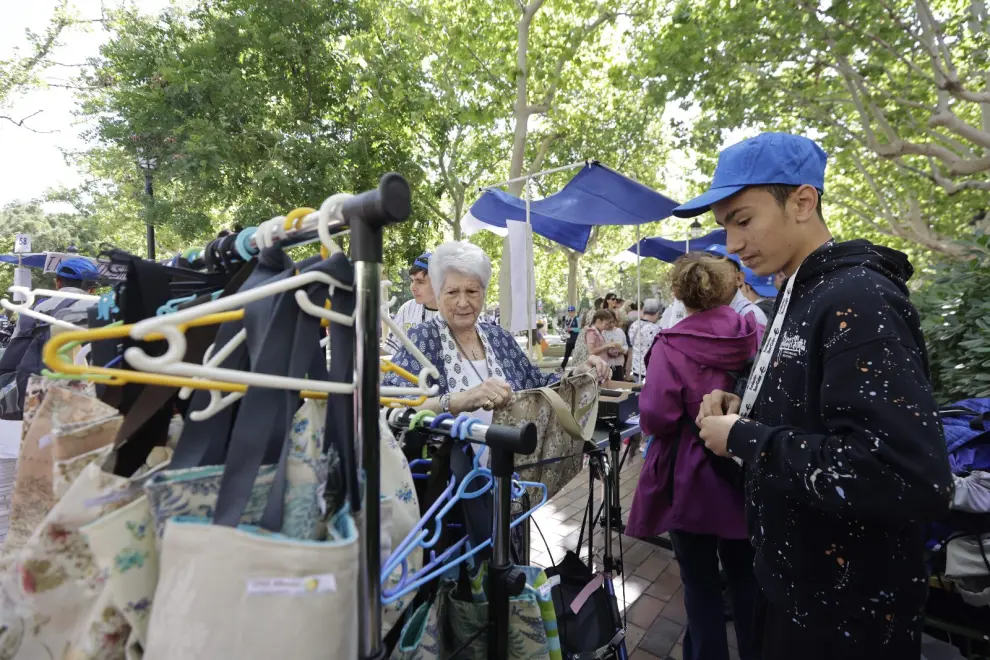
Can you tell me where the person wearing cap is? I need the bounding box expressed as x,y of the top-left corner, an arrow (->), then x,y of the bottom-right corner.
706,244 -> 771,327
681,133 -> 950,658
626,298 -> 662,382
560,305 -> 582,368
383,252 -> 439,354
14,257 -> 100,334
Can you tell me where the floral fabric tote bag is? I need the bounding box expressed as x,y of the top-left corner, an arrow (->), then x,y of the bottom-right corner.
493,373 -> 598,499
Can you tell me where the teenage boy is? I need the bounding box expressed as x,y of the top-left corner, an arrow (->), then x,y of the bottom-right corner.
676,132 -> 951,658
383,252 -> 439,353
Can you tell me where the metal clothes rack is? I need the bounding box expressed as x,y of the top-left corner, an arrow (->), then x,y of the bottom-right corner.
388,409 -> 539,660
214,173 -> 412,659
339,174 -> 412,660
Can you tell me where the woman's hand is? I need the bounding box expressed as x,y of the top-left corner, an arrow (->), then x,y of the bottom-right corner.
450,378 -> 514,414
584,355 -> 611,382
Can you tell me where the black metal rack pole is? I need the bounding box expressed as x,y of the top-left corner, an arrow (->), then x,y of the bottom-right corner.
345,173 -> 411,660
484,423 -> 537,660
388,409 -> 539,660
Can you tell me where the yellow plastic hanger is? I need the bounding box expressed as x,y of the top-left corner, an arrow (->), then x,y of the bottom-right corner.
285,207 -> 315,231
380,361 -> 428,407
43,311 -> 427,405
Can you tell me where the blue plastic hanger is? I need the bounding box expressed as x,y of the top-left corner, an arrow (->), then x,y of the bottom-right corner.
156,289 -> 222,316
382,474 -> 548,603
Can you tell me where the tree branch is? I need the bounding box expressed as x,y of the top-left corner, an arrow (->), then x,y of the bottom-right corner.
421,195 -> 454,228
536,10 -> 614,112
525,0 -> 546,18
796,0 -> 933,83
527,132 -> 562,176
0,110 -> 55,133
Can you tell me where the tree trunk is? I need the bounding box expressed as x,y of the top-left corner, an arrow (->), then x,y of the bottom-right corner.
567,250 -> 579,308
452,195 -> 463,241
499,2 -> 540,331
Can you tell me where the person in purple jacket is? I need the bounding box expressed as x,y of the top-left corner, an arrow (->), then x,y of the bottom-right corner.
626,252 -> 761,660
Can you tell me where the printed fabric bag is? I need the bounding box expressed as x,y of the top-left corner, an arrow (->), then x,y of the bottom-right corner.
389,585 -> 450,660
143,398 -> 330,541
143,510 -> 359,660
81,495 -> 158,649
445,563 -> 562,660
2,378 -> 101,560
493,373 -> 598,499
0,461 -> 139,659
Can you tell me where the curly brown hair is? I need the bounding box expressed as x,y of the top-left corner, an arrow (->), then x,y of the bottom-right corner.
670,252 -> 737,311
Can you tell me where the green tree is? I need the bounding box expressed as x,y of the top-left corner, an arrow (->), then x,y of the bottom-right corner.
0,201 -> 104,293
636,0 -> 990,260
74,0 -> 438,263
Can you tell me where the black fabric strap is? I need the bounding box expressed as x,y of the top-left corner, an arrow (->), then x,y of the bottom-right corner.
258,278 -> 328,531
113,261 -> 258,475
170,247 -> 293,469
213,254 -> 345,530
212,265 -> 302,528
320,254 -> 358,509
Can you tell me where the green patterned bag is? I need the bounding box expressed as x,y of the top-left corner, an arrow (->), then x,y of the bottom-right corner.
446,564 -> 561,660
389,587 -> 448,660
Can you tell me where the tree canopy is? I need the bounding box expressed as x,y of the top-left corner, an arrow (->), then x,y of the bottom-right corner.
1,0 -> 986,385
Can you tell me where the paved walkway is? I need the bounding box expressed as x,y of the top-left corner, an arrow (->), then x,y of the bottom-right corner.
527,449 -> 742,660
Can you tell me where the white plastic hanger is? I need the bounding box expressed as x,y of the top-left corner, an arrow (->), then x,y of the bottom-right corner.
121,190 -> 440,403
177,329 -> 248,421
0,286 -> 97,331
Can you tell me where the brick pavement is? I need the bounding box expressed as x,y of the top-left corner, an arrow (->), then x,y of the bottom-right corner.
527,449 -> 742,660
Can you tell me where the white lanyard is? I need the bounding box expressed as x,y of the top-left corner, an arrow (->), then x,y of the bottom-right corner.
739,265 -> 801,418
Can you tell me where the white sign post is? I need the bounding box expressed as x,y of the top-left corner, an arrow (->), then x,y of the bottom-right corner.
13,234 -> 31,254
12,267 -> 31,303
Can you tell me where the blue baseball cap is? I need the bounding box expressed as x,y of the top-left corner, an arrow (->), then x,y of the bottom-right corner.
673,133 -> 827,218
412,252 -> 430,271
567,306 -> 576,312
706,245 -> 778,298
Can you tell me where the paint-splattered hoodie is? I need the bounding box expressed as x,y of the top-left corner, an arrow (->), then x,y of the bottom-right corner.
726,239 -> 952,630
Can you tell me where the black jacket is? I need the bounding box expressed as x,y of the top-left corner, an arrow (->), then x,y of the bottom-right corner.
727,239 -> 952,629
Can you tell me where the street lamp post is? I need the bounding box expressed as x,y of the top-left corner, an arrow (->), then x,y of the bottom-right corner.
685,219 -> 703,253
135,146 -> 158,261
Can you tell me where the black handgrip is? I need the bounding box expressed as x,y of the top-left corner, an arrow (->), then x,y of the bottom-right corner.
484,421 -> 537,457
347,173 -> 411,263
341,173 -> 411,229
504,567 -> 527,596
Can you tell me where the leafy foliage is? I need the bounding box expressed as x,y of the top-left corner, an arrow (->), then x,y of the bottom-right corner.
634,0 -> 990,261
0,201 -> 104,293
915,233 -> 990,402
75,0 -> 438,257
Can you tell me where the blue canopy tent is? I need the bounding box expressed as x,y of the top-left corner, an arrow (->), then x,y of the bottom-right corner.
465,162 -> 681,253
0,253 -> 49,269
626,229 -> 727,263
465,161 -> 682,338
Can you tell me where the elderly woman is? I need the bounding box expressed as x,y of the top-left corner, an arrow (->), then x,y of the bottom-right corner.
384,241 -> 609,421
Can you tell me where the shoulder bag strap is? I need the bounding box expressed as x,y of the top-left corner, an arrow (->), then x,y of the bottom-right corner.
535,374 -> 598,441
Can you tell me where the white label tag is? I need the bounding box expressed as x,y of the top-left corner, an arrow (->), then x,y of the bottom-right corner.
246,574 -> 337,596
538,574 -> 560,598
83,485 -> 140,509
38,434 -> 52,449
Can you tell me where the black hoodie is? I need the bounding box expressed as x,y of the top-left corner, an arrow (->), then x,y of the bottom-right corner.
726,240 -> 952,633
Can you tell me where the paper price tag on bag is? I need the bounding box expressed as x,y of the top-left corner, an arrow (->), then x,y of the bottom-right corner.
246,573 -> 337,596
537,574 -> 560,598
